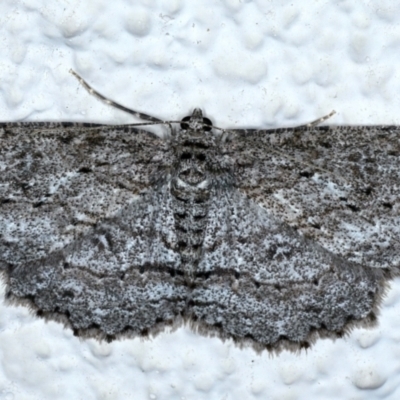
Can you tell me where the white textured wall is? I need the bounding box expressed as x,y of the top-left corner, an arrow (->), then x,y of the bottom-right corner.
1,1 -> 400,399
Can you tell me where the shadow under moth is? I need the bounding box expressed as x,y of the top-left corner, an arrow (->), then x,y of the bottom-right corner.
0,70 -> 399,352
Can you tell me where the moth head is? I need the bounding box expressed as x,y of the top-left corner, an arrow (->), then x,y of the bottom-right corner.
180,109 -> 213,133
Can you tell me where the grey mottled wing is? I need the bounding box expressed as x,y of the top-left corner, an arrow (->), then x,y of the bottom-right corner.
0,122 -> 172,268
223,125 -> 400,271
191,187 -> 385,349
6,184 -> 187,339
0,122 -> 186,338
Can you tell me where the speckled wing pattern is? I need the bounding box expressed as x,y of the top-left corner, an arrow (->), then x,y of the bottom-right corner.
224,125 -> 400,271
194,124 -> 400,349
0,122 -> 187,339
1,107 -> 399,350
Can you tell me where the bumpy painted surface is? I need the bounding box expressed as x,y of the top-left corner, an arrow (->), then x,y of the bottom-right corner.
2,0 -> 400,399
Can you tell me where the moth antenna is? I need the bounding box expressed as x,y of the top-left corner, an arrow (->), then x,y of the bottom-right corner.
297,110 -> 336,129
69,69 -> 164,124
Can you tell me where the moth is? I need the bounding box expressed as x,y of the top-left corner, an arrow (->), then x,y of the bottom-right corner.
0,70 -> 399,352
